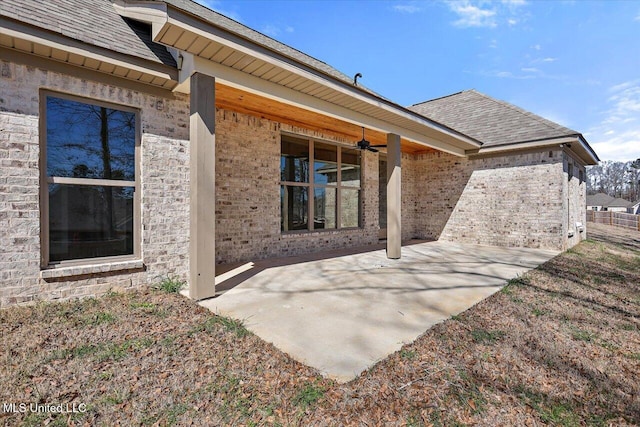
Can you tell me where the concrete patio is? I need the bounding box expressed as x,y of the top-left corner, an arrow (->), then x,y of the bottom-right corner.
199,241 -> 558,382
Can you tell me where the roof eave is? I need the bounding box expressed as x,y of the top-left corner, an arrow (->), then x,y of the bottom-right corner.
120,1 -> 481,154
467,135 -> 599,165
576,134 -> 601,163
0,14 -> 178,89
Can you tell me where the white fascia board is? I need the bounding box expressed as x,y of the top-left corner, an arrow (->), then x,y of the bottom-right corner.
473,137 -> 578,154
179,54 -> 466,156
471,136 -> 599,165
576,135 -> 601,163
155,9 -> 479,150
112,0 -> 168,25
0,22 -> 175,81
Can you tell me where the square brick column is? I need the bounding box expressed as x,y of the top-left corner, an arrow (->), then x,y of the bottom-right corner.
387,133 -> 401,259
189,72 -> 216,300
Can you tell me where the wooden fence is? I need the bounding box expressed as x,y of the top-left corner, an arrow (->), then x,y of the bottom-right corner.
586,210 -> 640,231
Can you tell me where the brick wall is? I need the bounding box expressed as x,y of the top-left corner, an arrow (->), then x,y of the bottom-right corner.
0,60 -> 384,306
408,149 -> 570,250
0,59 -> 582,306
401,153 -> 418,241
214,117 -> 380,264
0,61 -> 190,306
563,152 -> 588,249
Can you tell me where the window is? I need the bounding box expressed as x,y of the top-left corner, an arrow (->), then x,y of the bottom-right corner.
41,93 -> 139,265
280,135 -> 361,232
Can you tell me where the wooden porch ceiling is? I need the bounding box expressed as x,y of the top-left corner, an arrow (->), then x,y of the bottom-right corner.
216,83 -> 438,155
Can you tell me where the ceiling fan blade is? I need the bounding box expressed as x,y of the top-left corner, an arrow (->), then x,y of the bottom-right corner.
369,145 -> 387,148
367,147 -> 379,153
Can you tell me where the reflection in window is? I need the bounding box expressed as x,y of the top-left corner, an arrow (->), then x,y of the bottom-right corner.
341,148 -> 361,188
280,135 -> 361,232
281,136 -> 309,182
281,186 -> 308,231
314,142 -> 337,185
44,95 -> 137,263
46,97 -> 135,180
314,187 -> 336,229
341,188 -> 360,228
49,185 -> 134,261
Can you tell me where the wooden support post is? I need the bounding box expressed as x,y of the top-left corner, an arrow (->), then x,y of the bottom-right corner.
189,72 -> 217,301
386,133 -> 401,259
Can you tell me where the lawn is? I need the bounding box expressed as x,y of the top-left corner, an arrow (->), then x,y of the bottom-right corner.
1,223 -> 639,426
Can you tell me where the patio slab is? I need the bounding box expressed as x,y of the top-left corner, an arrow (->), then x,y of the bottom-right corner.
199,241 -> 558,382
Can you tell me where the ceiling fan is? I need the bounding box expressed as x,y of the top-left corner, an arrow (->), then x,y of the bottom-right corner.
356,127 -> 386,153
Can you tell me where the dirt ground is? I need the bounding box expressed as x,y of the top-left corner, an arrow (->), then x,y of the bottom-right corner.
1,222 -> 639,426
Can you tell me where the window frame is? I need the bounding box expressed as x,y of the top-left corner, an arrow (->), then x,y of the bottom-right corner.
280,133 -> 362,233
39,90 -> 142,268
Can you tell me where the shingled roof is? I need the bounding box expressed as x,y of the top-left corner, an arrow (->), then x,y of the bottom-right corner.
0,0 -> 176,67
408,90 -> 581,147
586,193 -> 616,207
587,193 -> 632,209
0,0 -> 597,160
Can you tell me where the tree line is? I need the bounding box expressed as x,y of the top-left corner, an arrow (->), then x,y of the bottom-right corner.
587,159 -> 640,201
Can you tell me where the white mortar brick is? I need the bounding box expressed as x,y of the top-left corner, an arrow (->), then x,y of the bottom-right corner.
0,59 -> 585,307
0,61 -> 190,307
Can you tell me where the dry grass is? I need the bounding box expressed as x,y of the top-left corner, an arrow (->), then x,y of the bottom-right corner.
1,223 -> 639,426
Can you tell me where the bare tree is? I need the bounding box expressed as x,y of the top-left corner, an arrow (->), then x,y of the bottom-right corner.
587,159 -> 640,201
46,96 -> 135,257
628,159 -> 640,201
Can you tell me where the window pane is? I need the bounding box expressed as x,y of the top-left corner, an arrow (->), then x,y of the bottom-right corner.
281,136 -> 309,182
314,188 -> 336,230
281,185 -> 308,231
341,189 -> 360,228
46,96 -> 136,180
49,184 -> 134,261
341,148 -> 361,187
314,142 -> 338,185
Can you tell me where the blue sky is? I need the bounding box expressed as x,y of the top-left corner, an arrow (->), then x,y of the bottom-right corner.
197,0 -> 640,162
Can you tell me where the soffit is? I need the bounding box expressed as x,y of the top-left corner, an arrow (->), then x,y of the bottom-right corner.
147,5 -> 480,156
0,15 -> 178,90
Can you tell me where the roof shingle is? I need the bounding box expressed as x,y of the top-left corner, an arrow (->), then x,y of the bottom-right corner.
0,0 -> 176,67
587,193 -> 632,208
408,90 -> 581,147
587,193 -> 616,207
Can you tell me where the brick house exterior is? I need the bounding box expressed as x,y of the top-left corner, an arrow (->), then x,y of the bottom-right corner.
0,0 -> 599,306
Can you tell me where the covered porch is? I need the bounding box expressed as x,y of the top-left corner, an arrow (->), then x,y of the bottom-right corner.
200,240 -> 558,381
181,66 -> 479,301
113,1 -> 481,299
